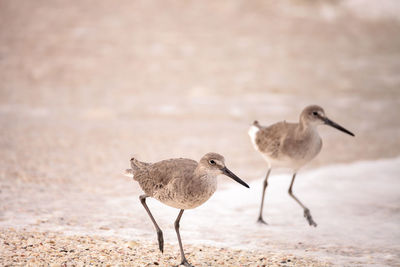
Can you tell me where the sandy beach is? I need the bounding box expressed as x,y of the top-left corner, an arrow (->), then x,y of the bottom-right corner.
1,229 -> 334,267
1,0 -> 400,266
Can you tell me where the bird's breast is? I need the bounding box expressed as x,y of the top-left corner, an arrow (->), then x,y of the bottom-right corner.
284,132 -> 322,169
153,175 -> 217,210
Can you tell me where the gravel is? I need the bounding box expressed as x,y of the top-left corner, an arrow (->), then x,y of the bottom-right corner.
0,228 -> 331,266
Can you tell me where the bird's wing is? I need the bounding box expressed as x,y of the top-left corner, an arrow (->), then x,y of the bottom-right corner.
135,158 -> 198,196
255,121 -> 295,158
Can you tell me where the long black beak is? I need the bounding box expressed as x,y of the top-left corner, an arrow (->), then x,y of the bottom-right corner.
221,167 -> 249,188
323,117 -> 355,137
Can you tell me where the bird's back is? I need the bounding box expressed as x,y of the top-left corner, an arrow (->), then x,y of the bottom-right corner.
249,120 -> 322,169
132,158 -> 198,198
250,121 -> 295,157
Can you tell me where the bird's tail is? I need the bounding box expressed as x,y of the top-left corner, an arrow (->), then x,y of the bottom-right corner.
124,157 -> 150,180
124,168 -> 134,178
252,120 -> 261,128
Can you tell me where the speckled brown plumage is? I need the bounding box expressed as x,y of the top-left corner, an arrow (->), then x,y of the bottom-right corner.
128,153 -> 248,210
131,157 -> 215,209
249,105 -> 354,226
126,152 -> 249,267
254,120 -> 322,168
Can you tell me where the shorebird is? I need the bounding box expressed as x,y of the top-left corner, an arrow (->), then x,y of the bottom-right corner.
125,152 -> 249,267
248,105 -> 354,226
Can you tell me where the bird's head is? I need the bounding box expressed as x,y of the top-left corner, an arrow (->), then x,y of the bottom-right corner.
199,152 -> 249,188
300,105 -> 355,136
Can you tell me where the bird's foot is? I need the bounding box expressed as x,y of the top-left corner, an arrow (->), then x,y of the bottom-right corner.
157,230 -> 164,253
257,217 -> 268,225
175,258 -> 194,267
304,208 -> 317,227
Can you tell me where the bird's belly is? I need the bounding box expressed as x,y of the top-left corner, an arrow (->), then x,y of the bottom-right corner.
261,153 -> 296,169
153,182 -> 217,210
261,141 -> 322,170
285,140 -> 322,170
156,196 -> 209,210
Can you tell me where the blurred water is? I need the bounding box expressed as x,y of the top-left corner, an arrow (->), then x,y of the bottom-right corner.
1,157 -> 399,266
121,157 -> 400,266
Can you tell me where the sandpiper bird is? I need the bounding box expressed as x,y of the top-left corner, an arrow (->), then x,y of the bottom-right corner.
248,105 -> 354,226
125,152 -> 249,267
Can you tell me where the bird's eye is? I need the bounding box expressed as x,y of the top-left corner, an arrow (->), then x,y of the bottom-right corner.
312,111 -> 318,116
209,160 -> 216,165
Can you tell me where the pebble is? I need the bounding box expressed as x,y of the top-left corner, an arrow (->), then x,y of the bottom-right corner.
0,228 -> 332,266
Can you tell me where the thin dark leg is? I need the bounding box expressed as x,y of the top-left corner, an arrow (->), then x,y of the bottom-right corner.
174,209 -> 193,267
288,173 -> 317,227
139,195 -> 164,252
257,168 -> 271,224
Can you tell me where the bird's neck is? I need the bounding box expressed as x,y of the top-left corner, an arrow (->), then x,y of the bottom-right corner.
192,166 -> 218,193
298,119 -> 319,137
194,166 -> 218,182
